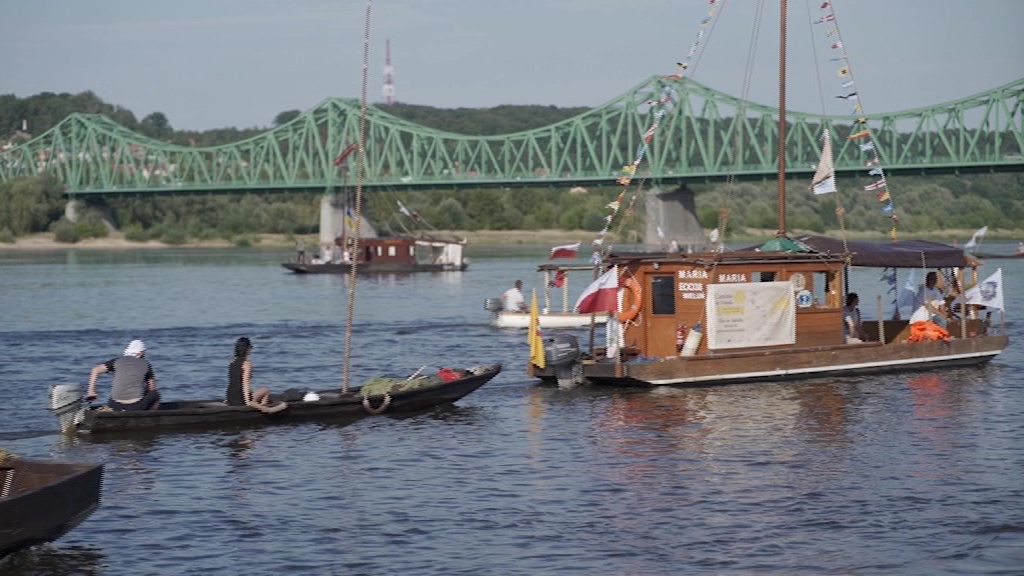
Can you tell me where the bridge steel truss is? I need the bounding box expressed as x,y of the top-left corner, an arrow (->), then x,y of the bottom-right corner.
1,77 -> 1022,196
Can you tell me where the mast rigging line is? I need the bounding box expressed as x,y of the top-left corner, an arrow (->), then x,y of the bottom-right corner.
343,0 -> 373,395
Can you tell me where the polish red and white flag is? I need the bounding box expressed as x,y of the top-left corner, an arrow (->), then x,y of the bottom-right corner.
548,242 -> 581,260
574,266 -> 619,314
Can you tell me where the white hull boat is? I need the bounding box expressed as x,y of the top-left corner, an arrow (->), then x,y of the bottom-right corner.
486,264 -> 611,329
489,309 -> 608,329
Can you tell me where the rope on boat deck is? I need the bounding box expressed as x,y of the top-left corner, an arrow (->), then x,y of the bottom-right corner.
0,448 -> 15,500
362,393 -> 392,415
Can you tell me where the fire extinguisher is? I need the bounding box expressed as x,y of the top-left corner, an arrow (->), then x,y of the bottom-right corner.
676,324 -> 687,354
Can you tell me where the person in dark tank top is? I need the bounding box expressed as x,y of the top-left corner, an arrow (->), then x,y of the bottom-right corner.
87,339 -> 161,411
226,337 -> 270,406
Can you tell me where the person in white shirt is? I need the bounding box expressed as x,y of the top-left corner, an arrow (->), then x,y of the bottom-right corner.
501,280 -> 527,312
910,271 -> 947,324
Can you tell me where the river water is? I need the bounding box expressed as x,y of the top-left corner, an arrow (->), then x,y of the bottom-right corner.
0,246 -> 1022,575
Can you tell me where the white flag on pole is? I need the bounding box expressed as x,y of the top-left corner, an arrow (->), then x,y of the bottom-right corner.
964,225 -> 988,249
962,268 -> 1004,310
811,129 -> 837,195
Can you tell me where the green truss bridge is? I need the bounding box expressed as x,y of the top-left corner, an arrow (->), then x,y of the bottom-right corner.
2,76 -> 1022,197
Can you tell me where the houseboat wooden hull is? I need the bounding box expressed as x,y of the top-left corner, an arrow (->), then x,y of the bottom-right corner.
283,261 -> 468,274
0,458 -> 103,557
531,333 -> 1006,387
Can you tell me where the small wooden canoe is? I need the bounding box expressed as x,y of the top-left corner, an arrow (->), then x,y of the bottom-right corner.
970,251 -> 1024,259
51,364 -> 501,435
0,457 -> 103,557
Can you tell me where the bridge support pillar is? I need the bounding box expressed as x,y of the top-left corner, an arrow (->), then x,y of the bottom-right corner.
64,198 -> 81,223
644,186 -> 708,251
64,197 -> 116,231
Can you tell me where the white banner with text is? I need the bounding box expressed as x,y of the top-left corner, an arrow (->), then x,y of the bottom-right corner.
706,282 -> 796,349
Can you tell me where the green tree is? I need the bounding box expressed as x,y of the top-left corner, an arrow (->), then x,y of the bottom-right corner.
140,112 -> 173,139
273,110 -> 302,126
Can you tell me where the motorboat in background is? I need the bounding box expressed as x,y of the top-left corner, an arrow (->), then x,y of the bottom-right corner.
486,264 -> 609,328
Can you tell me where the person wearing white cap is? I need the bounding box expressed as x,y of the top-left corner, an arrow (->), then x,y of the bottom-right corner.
87,339 -> 161,411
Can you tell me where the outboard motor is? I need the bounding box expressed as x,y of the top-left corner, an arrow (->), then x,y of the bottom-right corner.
543,333 -> 583,388
483,298 -> 503,312
49,384 -> 86,434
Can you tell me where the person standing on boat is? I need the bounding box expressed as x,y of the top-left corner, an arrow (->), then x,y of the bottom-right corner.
1016,241 -> 1024,255
501,280 -> 528,312
843,293 -> 868,343
86,339 -> 160,411
226,337 -> 270,407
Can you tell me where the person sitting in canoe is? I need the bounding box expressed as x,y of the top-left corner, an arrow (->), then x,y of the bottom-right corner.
226,337 -> 271,407
86,339 -> 161,411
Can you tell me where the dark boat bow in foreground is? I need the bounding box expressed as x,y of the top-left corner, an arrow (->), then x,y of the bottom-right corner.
0,456 -> 103,557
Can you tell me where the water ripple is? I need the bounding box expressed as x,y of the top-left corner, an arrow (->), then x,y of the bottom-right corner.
2,253 -> 1023,574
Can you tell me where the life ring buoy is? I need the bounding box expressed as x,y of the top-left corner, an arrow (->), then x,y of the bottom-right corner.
618,276 -> 642,323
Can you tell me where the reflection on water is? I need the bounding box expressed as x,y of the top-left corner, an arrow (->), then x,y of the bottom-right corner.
0,545 -> 106,576
793,380 -> 851,445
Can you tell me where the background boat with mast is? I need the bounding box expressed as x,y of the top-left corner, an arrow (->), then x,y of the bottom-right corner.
282,147 -> 469,274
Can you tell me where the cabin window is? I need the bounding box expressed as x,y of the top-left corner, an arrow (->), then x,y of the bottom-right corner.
376,246 -> 383,257
388,245 -> 397,257
758,271 -> 776,282
650,275 -> 676,315
821,270 -> 842,308
408,246 -> 415,256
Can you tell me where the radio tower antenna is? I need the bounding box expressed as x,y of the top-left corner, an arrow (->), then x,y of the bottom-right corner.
382,38 -> 395,105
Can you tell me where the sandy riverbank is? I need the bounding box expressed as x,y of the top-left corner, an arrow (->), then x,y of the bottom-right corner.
0,230 -> 596,251
0,228 -> 1017,251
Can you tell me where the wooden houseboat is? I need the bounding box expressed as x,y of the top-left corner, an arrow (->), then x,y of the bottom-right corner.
529,236 -> 1007,387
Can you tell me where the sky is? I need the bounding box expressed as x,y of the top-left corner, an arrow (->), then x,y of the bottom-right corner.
2,0 -> 1022,132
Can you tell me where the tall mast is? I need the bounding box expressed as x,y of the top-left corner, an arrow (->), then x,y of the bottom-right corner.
776,0 -> 788,236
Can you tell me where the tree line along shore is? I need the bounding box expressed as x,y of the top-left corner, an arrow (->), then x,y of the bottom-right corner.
3,90 -> 1023,247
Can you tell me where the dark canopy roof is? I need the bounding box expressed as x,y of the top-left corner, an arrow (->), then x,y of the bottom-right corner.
792,235 -> 976,268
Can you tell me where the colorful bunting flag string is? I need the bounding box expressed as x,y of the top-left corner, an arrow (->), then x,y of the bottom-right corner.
815,2 -> 899,239
594,0 -> 723,256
